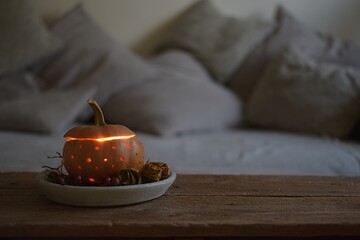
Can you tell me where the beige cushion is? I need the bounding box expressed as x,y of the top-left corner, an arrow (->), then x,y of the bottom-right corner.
37,5 -> 156,107
246,48 -> 360,138
230,6 -> 360,102
0,0 -> 62,75
103,50 -> 242,136
159,0 -> 273,83
0,87 -> 95,134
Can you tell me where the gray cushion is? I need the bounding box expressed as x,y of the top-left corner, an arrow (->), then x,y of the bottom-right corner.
246,47 -> 360,138
0,0 -> 62,75
0,71 -> 40,102
0,87 -> 96,134
230,6 -> 360,102
158,0 -> 273,83
37,5 -> 156,109
102,50 -> 241,136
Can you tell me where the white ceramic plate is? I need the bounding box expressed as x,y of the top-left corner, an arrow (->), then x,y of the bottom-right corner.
36,171 -> 176,207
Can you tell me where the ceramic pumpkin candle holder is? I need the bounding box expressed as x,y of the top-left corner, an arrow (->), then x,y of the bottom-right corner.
62,99 -> 144,185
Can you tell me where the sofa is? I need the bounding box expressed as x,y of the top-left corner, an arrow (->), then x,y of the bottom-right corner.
1,0 -> 360,176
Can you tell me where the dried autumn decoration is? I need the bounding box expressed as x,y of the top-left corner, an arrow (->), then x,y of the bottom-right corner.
140,162 -> 171,183
155,162 -> 171,180
118,168 -> 142,185
62,99 -> 144,185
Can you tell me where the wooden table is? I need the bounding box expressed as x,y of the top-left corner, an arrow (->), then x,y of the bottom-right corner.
0,173 -> 360,239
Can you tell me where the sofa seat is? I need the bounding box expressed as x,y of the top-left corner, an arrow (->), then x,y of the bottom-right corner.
1,128 -> 359,176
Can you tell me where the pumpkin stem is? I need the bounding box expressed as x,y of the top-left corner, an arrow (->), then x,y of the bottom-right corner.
88,99 -> 106,126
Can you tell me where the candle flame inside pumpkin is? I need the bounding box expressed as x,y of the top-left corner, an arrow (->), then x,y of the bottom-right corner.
66,135 -> 136,142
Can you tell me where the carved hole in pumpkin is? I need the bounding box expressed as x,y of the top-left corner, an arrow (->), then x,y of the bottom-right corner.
86,157 -> 92,163
120,156 -> 125,161
79,145 -> 83,149
77,165 -> 82,170
111,164 -> 115,168
89,178 -> 95,183
94,146 -> 100,151
104,158 -> 108,162
112,146 -> 116,150
95,166 -> 99,171
70,155 -> 75,160
66,135 -> 135,142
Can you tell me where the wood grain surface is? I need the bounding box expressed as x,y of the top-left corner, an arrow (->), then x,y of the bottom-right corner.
0,173 -> 359,238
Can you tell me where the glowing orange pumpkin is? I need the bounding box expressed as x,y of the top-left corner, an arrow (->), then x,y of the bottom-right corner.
63,99 -> 144,185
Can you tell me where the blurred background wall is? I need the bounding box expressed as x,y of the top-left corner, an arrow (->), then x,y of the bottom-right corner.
30,0 -> 360,55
